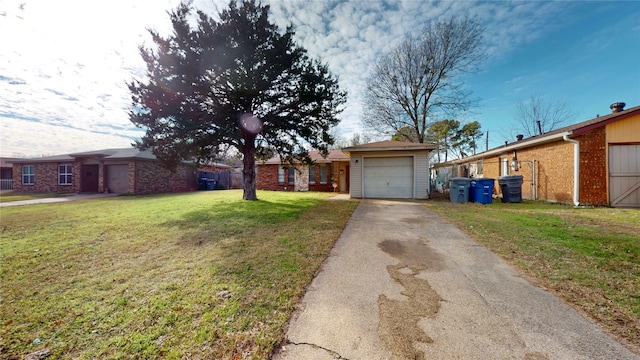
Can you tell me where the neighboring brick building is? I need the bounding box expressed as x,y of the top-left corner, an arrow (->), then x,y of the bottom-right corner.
449,102 -> 640,207
11,148 -> 199,195
256,150 -> 350,193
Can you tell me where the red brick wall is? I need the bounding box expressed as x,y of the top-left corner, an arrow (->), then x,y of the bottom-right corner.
309,163 -> 336,192
256,164 -> 292,191
12,159 -> 196,195
134,160 -> 196,194
576,127 -> 607,205
257,163 -> 337,192
12,161 -> 80,193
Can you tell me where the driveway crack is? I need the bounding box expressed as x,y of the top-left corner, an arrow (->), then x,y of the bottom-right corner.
286,340 -> 350,359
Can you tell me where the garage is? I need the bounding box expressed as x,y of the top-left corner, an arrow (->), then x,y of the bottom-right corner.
105,164 -> 129,194
342,141 -> 435,200
363,157 -> 413,198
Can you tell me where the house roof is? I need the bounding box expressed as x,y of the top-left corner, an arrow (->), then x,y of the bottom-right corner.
68,148 -> 158,160
10,147 -> 158,163
10,147 -> 234,168
0,157 -> 21,167
260,149 -> 349,165
342,140 -> 436,153
453,104 -> 640,164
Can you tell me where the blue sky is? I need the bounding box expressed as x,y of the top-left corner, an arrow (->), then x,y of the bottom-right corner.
1,0 -> 639,157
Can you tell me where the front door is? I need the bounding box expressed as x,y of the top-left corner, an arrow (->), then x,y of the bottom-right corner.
81,165 -> 99,193
339,162 -> 348,193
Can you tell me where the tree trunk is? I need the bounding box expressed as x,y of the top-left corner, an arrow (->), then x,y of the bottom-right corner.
242,134 -> 258,200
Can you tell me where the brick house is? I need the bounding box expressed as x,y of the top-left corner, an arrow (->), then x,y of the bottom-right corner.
1,157 -> 19,190
256,150 -> 350,193
450,102 -> 640,207
11,148 -> 199,195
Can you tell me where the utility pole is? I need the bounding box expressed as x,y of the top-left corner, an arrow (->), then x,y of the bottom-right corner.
485,130 -> 489,152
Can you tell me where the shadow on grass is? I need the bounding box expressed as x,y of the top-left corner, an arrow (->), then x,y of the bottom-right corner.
164,197 -> 322,244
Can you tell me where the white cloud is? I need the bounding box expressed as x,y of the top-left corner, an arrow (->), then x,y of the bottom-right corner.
1,0 -> 636,157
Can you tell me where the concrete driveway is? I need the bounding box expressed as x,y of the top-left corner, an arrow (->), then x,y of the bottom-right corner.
273,199 -> 638,360
0,193 -> 118,207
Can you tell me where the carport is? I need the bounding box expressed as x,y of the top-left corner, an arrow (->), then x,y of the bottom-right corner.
342,141 -> 435,199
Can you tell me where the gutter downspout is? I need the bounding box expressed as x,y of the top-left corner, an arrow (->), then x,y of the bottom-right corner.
563,135 -> 580,206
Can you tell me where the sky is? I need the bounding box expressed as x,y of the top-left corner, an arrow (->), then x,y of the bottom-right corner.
1,0 -> 639,158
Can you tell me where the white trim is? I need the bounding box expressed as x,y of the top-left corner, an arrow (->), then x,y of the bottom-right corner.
563,135 -> 580,206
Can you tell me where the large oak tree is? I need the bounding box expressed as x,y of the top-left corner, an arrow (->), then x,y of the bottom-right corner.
129,1 -> 346,200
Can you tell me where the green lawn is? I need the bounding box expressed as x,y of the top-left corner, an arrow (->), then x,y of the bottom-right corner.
0,190 -> 358,359
424,199 -> 640,354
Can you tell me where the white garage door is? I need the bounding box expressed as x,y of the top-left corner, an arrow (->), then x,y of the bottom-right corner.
363,157 -> 413,198
106,164 -> 129,194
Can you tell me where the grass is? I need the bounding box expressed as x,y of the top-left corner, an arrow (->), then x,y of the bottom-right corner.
0,190 -> 358,359
0,191 -> 61,203
424,199 -> 640,354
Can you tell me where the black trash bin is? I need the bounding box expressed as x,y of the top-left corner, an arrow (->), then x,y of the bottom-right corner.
449,177 -> 471,203
498,175 -> 523,203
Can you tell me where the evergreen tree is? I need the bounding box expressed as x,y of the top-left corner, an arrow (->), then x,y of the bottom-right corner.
129,1 -> 346,200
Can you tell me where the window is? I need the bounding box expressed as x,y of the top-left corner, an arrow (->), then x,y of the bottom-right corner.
309,165 -> 316,184
287,167 -> 295,184
319,164 -> 327,184
58,164 -> 73,185
470,161 -> 483,177
278,166 -> 285,184
476,161 -> 483,176
22,165 -> 34,185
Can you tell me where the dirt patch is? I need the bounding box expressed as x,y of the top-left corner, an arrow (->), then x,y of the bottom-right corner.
377,239 -> 443,359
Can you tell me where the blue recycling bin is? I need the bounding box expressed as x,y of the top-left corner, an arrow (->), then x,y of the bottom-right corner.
198,178 -> 208,190
469,178 -> 495,204
199,178 -> 217,190
449,177 -> 471,203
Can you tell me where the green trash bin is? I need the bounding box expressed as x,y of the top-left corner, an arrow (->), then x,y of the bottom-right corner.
449,177 -> 471,203
498,175 -> 523,203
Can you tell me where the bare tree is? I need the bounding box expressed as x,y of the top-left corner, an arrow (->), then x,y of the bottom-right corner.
330,131 -> 375,149
391,126 -> 419,142
362,16 -> 485,143
514,95 -> 578,137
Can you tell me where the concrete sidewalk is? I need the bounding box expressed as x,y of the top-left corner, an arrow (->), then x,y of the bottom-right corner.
273,199 -> 637,360
0,193 -> 118,207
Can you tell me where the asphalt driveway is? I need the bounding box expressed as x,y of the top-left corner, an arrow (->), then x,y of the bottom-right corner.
273,199 -> 638,360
